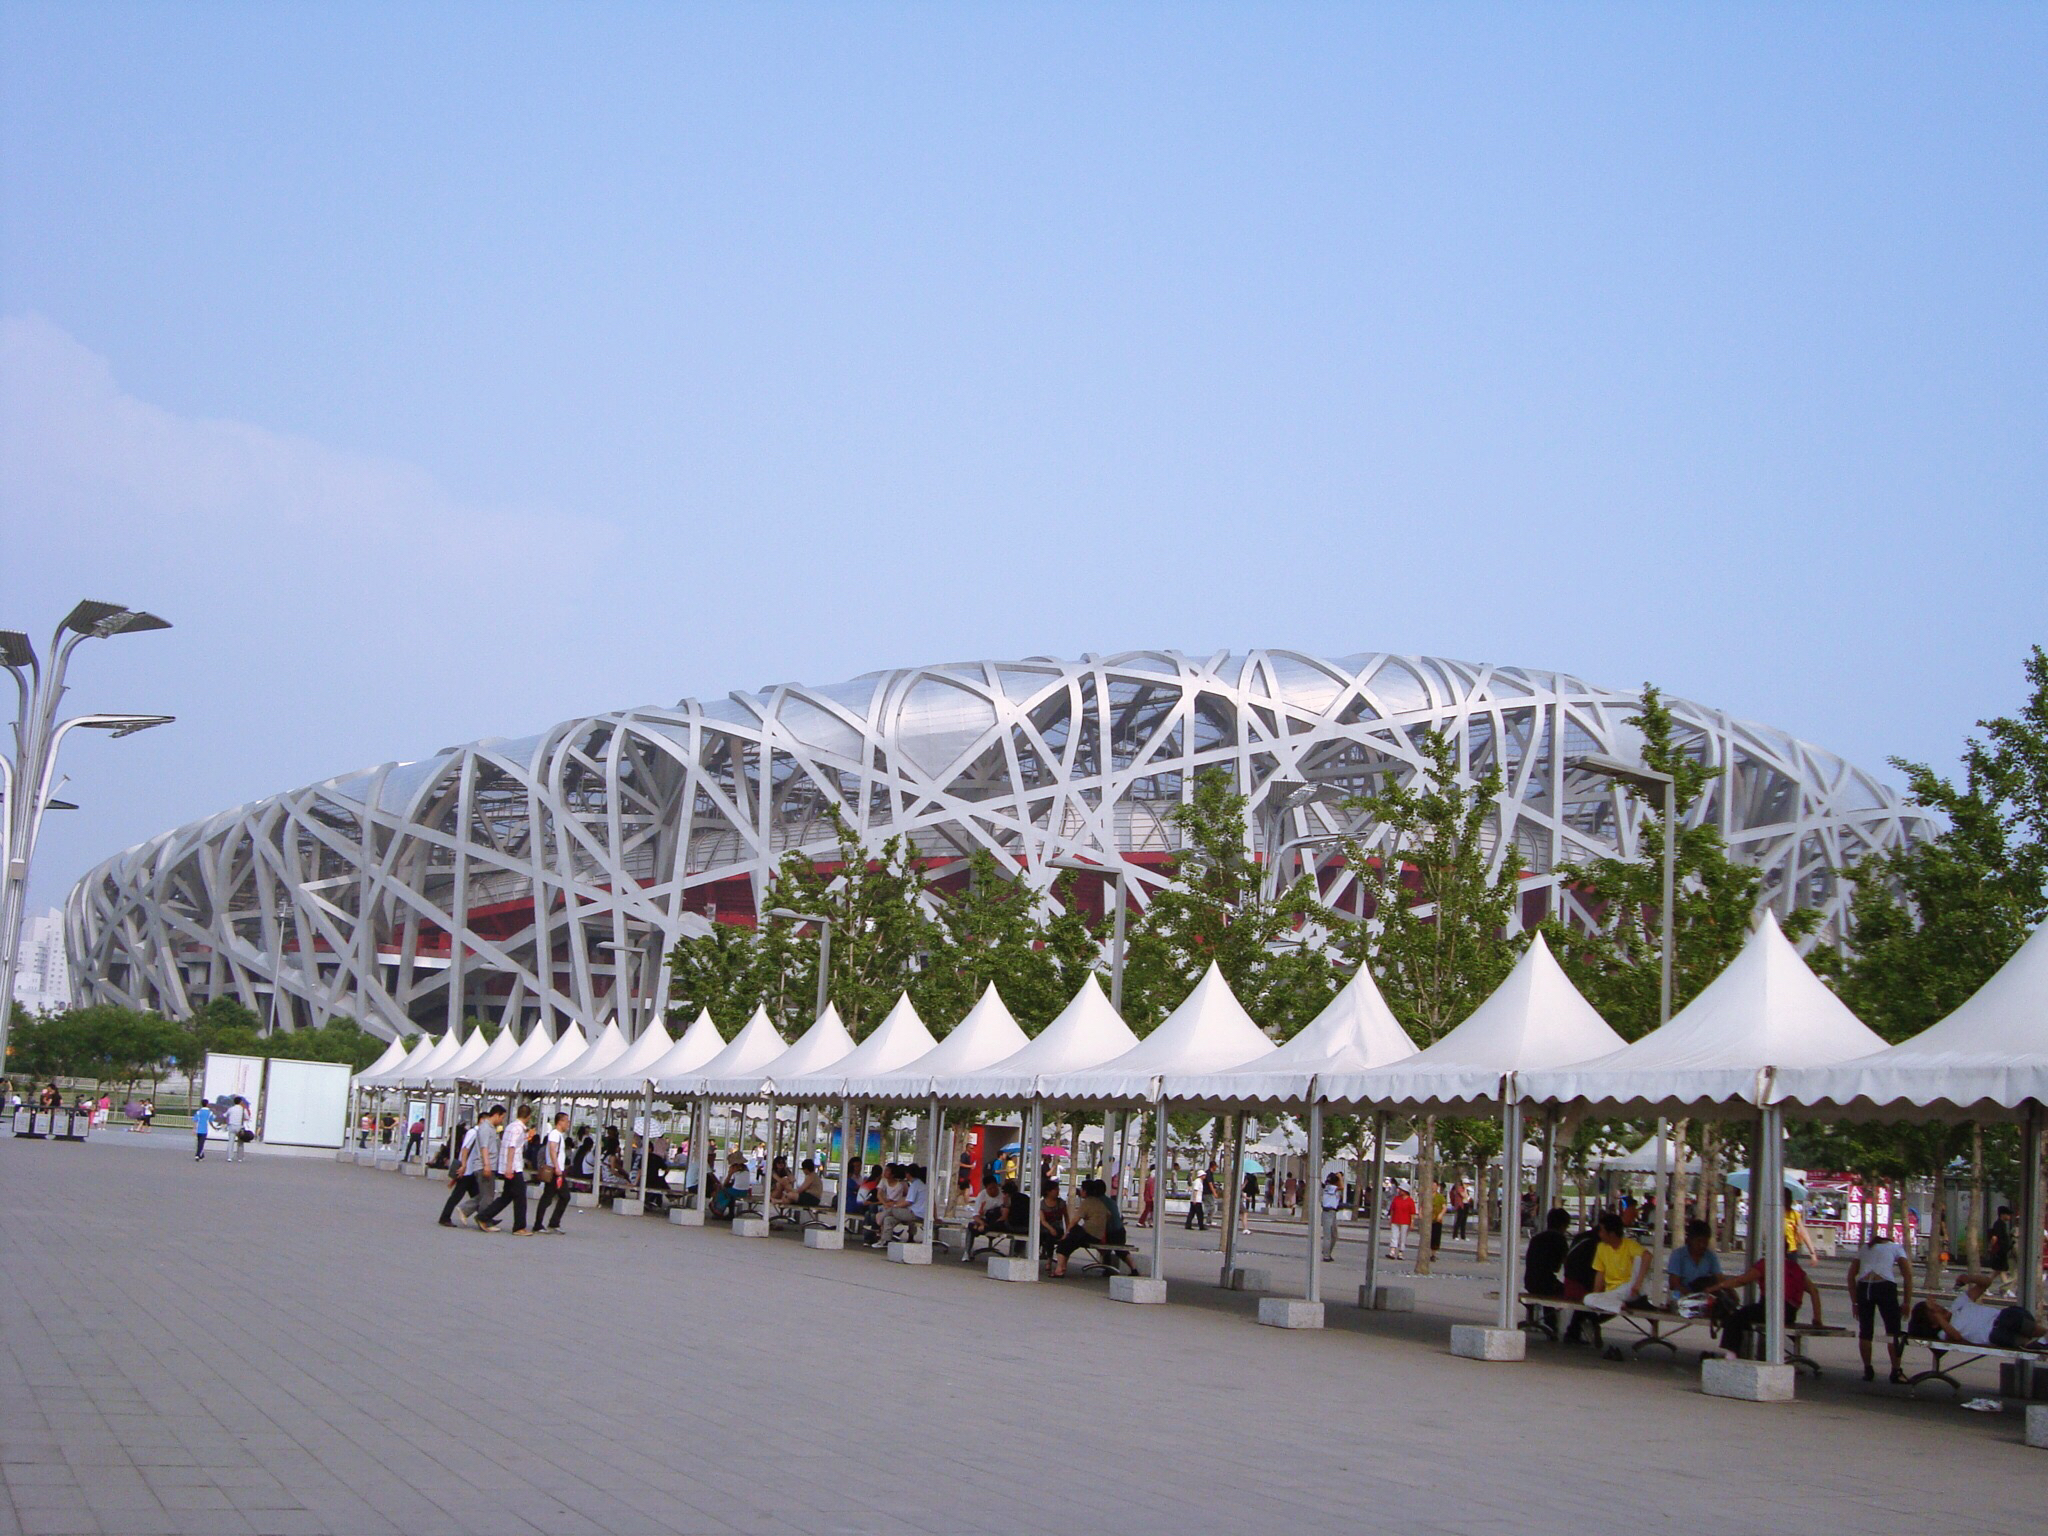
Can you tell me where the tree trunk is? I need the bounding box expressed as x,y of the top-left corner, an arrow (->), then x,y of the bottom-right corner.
1923,1163 -> 1947,1292
1966,1123 -> 1984,1271
1414,1115 -> 1437,1275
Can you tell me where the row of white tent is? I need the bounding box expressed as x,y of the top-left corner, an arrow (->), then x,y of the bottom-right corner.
351,910 -> 2045,1396
354,911 -> 2048,1126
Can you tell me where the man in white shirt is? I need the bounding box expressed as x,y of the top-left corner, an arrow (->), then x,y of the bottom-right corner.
1911,1272 -> 2045,1351
225,1097 -> 251,1162
480,1104 -> 534,1234
1320,1173 -> 1344,1260
874,1163 -> 928,1247
1846,1232 -> 1913,1382
533,1111 -> 572,1235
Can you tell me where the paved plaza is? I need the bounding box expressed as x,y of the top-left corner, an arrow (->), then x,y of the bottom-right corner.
1,1133 -> 2040,1536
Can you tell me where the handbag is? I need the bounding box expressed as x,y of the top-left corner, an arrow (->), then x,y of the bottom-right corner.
236,1128 -> 255,1143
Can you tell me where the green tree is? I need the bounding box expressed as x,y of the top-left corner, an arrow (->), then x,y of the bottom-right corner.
909,851 -> 1099,1032
1335,729 -> 1523,1275
1120,767 -> 1339,1036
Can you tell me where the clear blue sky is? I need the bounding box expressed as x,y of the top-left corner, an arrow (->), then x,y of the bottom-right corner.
3,3 -> 2043,914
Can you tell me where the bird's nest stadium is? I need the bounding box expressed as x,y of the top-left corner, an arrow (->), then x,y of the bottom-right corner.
66,650 -> 1928,1039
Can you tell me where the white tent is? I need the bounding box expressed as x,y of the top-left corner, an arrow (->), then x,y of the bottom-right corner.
1323,934 -> 1623,1113
1382,1134 -> 1543,1168
700,1006 -> 854,1100
560,1016 -> 676,1095
940,973 -> 1138,1103
450,1025 -> 524,1088
1518,914 -> 1885,1116
525,1019 -> 629,1092
1601,1136 -> 1703,1175
351,1034 -> 415,1088
1040,963 -> 1274,1104
779,993 -> 936,1102
1774,919 -> 2048,1119
503,1022 -> 588,1091
478,1020 -> 558,1092
1164,962 -> 1418,1105
844,984 -> 1030,1101
638,1010 -> 727,1086
423,1027 -> 494,1088
396,1028 -> 467,1087
659,1006 -> 784,1096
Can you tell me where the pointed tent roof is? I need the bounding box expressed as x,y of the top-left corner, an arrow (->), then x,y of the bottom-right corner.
1040,963 -> 1275,1105
527,1019 -> 629,1091
478,1020 -> 558,1092
639,1010 -> 727,1086
1774,920 -> 2048,1119
734,1004 -> 855,1097
454,1025 -> 524,1086
1164,962 -> 1419,1105
352,1034 -> 415,1088
659,1006 -> 786,1095
846,984 -> 1031,1101
398,1028 -> 466,1086
1325,934 -> 1624,1113
780,993 -> 937,1102
940,973 -> 1140,1103
509,1022 -> 588,1088
424,1028 -> 495,1087
563,1016 -> 677,1095
1520,913 -> 1885,1115
1602,1136 -> 1703,1175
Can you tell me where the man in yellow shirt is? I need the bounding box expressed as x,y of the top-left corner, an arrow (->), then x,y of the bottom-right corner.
1583,1212 -> 1650,1314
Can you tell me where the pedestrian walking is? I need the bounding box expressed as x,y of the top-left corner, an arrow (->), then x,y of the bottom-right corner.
403,1116 -> 425,1162
1183,1166 -> 1209,1231
467,1105 -> 507,1230
533,1111 -> 572,1233
1240,1169 -> 1258,1233
1139,1171 -> 1155,1228
1387,1183 -> 1415,1258
437,1117 -> 480,1226
480,1104 -> 534,1234
225,1095 -> 252,1162
192,1100 -> 215,1160
1450,1179 -> 1471,1242
1428,1185 -> 1446,1255
1320,1171 -> 1344,1260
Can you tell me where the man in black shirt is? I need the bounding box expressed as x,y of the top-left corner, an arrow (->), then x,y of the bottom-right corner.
1523,1208 -> 1572,1338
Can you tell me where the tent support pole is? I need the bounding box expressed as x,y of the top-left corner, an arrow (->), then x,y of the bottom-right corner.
2017,1101 -> 2042,1397
1025,1099 -> 1044,1271
1760,1105 -> 1786,1368
1364,1111 -> 1385,1301
1306,1097 -> 1324,1304
1219,1111 -> 1245,1286
635,1083 -> 652,1208
1150,1096 -> 1168,1284
923,1096 -> 940,1258
1497,1093 -> 1523,1331
838,1098 -> 854,1231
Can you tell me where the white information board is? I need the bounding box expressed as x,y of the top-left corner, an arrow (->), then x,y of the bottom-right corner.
262,1058 -> 351,1149
201,1053 -> 266,1134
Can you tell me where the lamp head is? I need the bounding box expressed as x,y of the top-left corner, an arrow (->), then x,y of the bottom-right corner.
0,631 -> 35,669
61,601 -> 172,639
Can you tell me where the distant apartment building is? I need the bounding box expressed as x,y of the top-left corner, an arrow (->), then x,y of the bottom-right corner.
13,909 -> 73,1015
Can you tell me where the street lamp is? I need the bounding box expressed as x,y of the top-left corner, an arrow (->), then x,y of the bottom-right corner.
1580,750 -> 1679,1267
765,908 -> 832,1020
1,602 -> 174,1076
1047,855 -> 1130,1015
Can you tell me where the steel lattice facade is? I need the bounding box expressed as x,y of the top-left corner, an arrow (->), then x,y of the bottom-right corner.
66,650 -> 1928,1039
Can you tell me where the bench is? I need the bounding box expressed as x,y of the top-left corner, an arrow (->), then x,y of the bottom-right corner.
1063,1239 -> 1139,1278
1905,1338 -> 2045,1394
1518,1294 -> 1705,1357
770,1200 -> 837,1232
948,1223 -> 1027,1264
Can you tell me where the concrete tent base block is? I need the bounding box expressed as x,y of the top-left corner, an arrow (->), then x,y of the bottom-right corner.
987,1257 -> 1038,1283
1363,1285 -> 1415,1312
611,1198 -> 644,1217
2024,1405 -> 2047,1450
353,1151 -> 377,1166
1223,1267 -> 1270,1292
571,1192 -> 601,1209
731,1217 -> 771,1238
1110,1276 -> 1168,1305
401,1163 -> 428,1178
803,1228 -> 844,1250
1701,1359 -> 1796,1402
1257,1298 -> 1325,1329
668,1205 -> 705,1227
1450,1326 -> 1527,1362
887,1242 -> 932,1265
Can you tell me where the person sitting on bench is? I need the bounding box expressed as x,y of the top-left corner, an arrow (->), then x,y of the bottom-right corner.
871,1162 -> 928,1246
1039,1178 -> 1069,1256
966,1177 -> 1008,1239
1002,1179 -> 1032,1245
1560,1221 -> 1603,1343
790,1158 -> 824,1207
1523,1207 -> 1572,1333
1666,1219 -> 1722,1295
767,1156 -> 795,1207
1702,1245 -> 1822,1359
710,1152 -> 754,1217
1050,1179 -> 1127,1276
1583,1212 -> 1651,1314
1908,1274 -> 2045,1351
